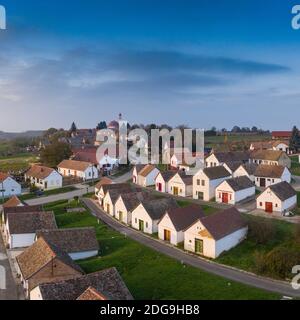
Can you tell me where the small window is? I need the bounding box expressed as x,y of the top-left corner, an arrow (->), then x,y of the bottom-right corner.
260,202 -> 262,206
146,222 -> 148,228
135,218 -> 137,224
201,180 -> 205,186
197,179 -> 200,186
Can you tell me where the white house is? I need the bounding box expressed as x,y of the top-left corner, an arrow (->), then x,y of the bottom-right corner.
131,198 -> 178,234
215,176 -> 255,205
155,171 -> 177,193
249,141 -> 290,153
115,192 -> 151,225
205,151 -> 250,168
158,205 -> 205,246
167,171 -> 193,197
58,160 -> 98,181
233,163 -> 258,182
96,183 -> 129,206
0,172 -> 21,198
272,141 -> 290,153
184,207 -> 248,259
25,165 -> 62,190
35,228 -> 99,260
132,165 -> 145,184
193,166 -> 231,201
254,165 -> 291,188
94,177 -> 113,196
133,164 -> 160,187
250,150 -> 291,168
256,181 -> 297,214
5,211 -> 57,249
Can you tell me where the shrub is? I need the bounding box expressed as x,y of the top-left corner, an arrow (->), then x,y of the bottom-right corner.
294,224 -> 300,245
248,218 -> 276,245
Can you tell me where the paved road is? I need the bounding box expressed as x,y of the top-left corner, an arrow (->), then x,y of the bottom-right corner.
0,233 -> 18,300
83,198 -> 300,298
111,170 -> 133,183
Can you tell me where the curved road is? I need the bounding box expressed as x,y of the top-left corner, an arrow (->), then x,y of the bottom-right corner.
83,198 -> 300,298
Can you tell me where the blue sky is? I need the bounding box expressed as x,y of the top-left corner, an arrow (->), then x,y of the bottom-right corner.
0,0 -> 300,131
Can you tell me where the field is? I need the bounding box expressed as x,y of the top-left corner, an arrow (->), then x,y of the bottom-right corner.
43,199 -> 280,300
0,153 -> 39,173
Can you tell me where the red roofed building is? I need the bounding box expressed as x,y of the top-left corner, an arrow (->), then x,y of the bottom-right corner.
272,131 -> 292,140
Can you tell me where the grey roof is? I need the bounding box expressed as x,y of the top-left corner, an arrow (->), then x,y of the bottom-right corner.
141,198 -> 179,220
238,163 -> 258,175
176,171 -> 193,185
212,151 -> 250,163
224,161 -> 243,172
100,183 -> 132,194
36,228 -> 99,253
37,267 -> 133,300
203,166 -> 231,180
254,164 -> 287,178
106,186 -> 141,203
118,191 -> 153,212
268,182 -> 296,201
157,170 -> 178,182
223,176 -> 254,192
7,211 -> 57,235
199,207 -> 248,240
162,205 -> 205,231
3,205 -> 43,222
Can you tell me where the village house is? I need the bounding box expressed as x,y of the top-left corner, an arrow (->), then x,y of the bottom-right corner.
132,164 -> 145,184
272,131 -> 292,140
193,166 -> 231,201
250,141 -> 290,153
58,159 -> 99,181
132,164 -> 160,187
2,195 -> 25,209
16,237 -> 84,297
0,172 -> 21,198
158,205 -> 205,246
167,171 -> 193,197
233,163 -> 258,182
114,192 -> 152,225
222,161 -> 243,175
96,183 -> 129,206
25,165 -> 63,190
36,227 -> 99,260
94,177 -> 113,195
205,151 -> 250,168
2,205 -> 43,228
184,207 -> 248,259
5,211 -> 57,249
131,198 -> 178,234
256,181 -> 297,214
169,151 -> 203,172
30,267 -> 133,300
250,150 -> 291,168
155,170 -> 177,193
254,164 -> 291,188
215,176 -> 255,205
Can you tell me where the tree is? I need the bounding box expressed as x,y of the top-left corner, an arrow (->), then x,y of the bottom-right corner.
231,126 -> 241,133
289,126 -> 300,152
251,126 -> 258,132
40,141 -> 72,167
96,121 -> 107,130
70,122 -> 77,133
248,218 -> 276,245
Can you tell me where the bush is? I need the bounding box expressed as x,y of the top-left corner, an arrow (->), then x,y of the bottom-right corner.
294,224 -> 300,245
248,218 -> 276,245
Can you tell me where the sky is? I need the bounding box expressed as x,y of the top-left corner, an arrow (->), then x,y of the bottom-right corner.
0,0 -> 300,132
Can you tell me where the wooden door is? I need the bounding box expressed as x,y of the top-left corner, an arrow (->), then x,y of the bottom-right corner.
119,211 -> 123,222
173,187 -> 179,196
260,178 -> 266,187
158,183 -> 162,192
106,203 -> 110,213
164,230 -> 171,242
222,193 -> 229,203
195,239 -> 203,254
265,202 -> 273,213
139,220 -> 144,232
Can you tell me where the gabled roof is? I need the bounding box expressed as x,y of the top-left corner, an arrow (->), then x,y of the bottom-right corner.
117,191 -> 153,212
16,237 -> 83,280
77,287 -> 107,300
237,163 -> 258,175
58,159 -> 92,171
196,207 -> 247,241
36,228 -> 99,253
0,172 -> 9,183
161,205 -> 205,231
99,183 -> 130,194
3,196 -> 24,208
250,150 -> 286,161
209,151 -> 250,163
254,164 -> 287,178
73,149 -> 98,165
7,211 -> 57,235
25,165 -> 57,180
106,186 -> 141,204
134,164 -> 146,175
221,176 -> 254,192
3,205 -> 43,223
202,166 -> 231,180
138,164 -> 157,177
141,198 -> 179,220
156,170 -> 178,183
172,171 -> 193,186
37,267 -> 133,300
223,161 -> 243,172
95,177 -> 113,190
267,182 -> 296,201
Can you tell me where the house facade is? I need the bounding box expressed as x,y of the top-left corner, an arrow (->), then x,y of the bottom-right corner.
58,160 -> 98,181
193,166 -> 231,201
250,150 -> 291,168
25,165 -> 62,190
254,165 -> 291,188
233,163 -> 258,182
0,172 -> 21,198
155,171 -> 177,193
167,172 -> 193,197
133,164 -> 160,187
205,152 -> 250,168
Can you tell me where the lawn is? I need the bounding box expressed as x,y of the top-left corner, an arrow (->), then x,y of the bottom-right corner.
19,186 -> 77,200
176,199 -> 218,215
0,153 -> 39,173
216,215 -> 296,274
43,199 -> 280,300
290,155 -> 300,176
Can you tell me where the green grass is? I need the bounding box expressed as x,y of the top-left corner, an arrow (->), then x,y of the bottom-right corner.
43,199 -> 280,300
0,153 -> 39,172
19,186 -> 77,200
290,155 -> 300,176
216,215 -> 296,272
176,200 -> 218,216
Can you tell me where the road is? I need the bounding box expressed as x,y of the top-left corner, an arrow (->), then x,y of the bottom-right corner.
83,198 -> 300,298
0,233 -> 19,300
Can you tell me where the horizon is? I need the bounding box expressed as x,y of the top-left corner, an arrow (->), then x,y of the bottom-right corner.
0,1 -> 300,131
